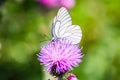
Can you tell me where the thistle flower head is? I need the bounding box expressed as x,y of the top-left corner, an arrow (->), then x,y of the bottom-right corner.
60,0 -> 75,9
68,75 -> 78,80
38,0 -> 75,9
38,0 -> 59,7
37,39 -> 83,76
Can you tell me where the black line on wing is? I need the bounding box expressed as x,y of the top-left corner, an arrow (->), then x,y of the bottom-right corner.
58,12 -> 68,20
63,27 -> 82,38
69,36 -> 80,39
61,21 -> 71,28
65,36 -> 79,43
60,17 -> 71,25
57,9 -> 66,18
51,22 -> 54,37
71,33 -> 82,37
71,31 -> 82,34
67,29 -> 81,32
65,26 -> 74,32
61,14 -> 70,21
52,17 -> 57,37
60,19 -> 71,27
59,24 -> 70,33
58,26 -> 68,36
59,7 -> 66,14
60,22 -> 71,34
61,32 -> 81,38
59,26 -> 67,32
57,21 -> 61,37
61,18 -> 71,25
66,25 -> 80,31
61,15 -> 71,22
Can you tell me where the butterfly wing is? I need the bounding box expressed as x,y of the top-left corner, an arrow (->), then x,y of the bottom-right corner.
52,7 -> 82,44
63,25 -> 82,44
52,7 -> 72,38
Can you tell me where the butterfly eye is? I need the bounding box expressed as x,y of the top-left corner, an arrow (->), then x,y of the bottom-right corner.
52,39 -> 55,42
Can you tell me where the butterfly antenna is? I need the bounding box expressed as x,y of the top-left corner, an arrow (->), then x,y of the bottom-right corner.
39,34 -> 51,43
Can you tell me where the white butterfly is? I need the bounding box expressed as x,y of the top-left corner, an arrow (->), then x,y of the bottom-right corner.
52,7 -> 82,44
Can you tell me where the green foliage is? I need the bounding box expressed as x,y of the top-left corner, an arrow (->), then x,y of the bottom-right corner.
0,0 -> 120,80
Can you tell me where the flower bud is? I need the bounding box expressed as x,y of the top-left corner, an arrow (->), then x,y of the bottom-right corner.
68,75 -> 78,80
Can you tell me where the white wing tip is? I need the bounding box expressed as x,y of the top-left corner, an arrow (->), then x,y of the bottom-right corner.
59,7 -> 67,10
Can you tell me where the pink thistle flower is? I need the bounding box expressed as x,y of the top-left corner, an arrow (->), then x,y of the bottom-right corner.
38,0 -> 75,9
68,75 -> 78,80
60,0 -> 75,9
37,39 -> 83,76
38,0 -> 59,7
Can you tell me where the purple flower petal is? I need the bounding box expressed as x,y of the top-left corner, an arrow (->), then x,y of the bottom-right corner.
37,39 -> 83,76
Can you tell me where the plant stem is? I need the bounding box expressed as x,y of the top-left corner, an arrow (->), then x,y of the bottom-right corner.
58,76 -> 62,80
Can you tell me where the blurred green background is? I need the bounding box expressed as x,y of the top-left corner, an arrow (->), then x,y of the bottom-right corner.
0,0 -> 120,80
